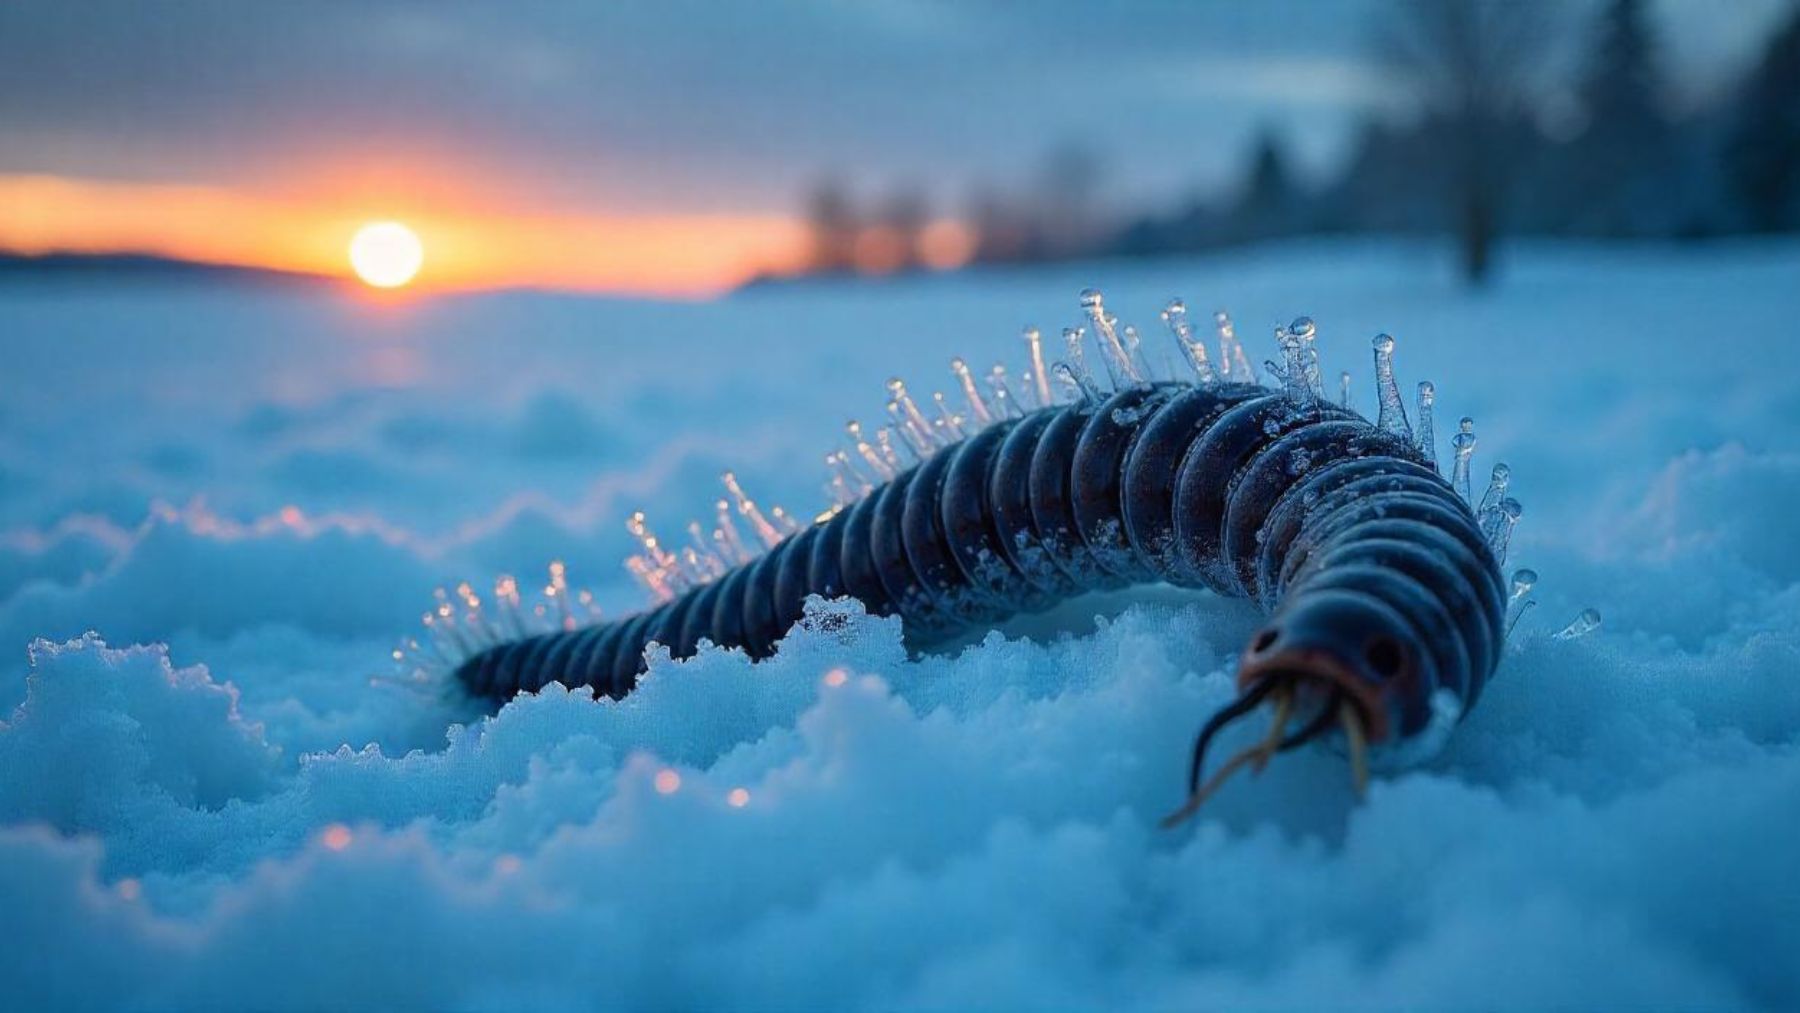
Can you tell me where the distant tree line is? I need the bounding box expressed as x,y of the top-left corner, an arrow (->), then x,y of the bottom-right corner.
795,0 -> 1800,287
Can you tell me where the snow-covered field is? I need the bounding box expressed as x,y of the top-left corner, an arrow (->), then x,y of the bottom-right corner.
3,240 -> 1798,1010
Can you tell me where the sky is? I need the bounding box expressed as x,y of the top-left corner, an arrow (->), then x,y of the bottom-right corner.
0,0 -> 1789,294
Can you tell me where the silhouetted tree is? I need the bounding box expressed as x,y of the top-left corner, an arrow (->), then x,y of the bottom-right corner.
1375,0 -> 1552,285
805,179 -> 858,274
967,186 -> 1033,265
1723,5 -> 1800,232
1035,142 -> 1106,258
857,188 -> 928,274
1560,0 -> 1678,235
1226,130 -> 1302,241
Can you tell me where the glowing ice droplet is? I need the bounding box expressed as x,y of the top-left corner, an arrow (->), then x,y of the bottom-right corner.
1553,608 -> 1602,641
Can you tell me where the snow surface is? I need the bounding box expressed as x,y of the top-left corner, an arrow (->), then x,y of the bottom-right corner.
2,240 -> 1798,1010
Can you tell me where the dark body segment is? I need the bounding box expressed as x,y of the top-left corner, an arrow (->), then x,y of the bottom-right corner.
457,381 -> 1505,748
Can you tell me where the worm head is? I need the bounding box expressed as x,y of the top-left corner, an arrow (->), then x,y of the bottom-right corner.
1237,589 -> 1429,744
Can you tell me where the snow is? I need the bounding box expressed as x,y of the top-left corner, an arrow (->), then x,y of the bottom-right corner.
2,238 -> 1799,1009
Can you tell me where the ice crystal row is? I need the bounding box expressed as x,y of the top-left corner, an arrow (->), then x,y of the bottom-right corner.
429,291 -> 1536,761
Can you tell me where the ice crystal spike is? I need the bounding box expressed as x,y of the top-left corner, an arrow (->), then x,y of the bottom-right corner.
1216,310 -> 1256,383
1061,327 -> 1106,397
887,378 -> 941,449
1162,298 -> 1218,384
985,364 -> 1023,419
768,504 -> 801,536
722,471 -> 785,548
626,511 -> 679,575
1023,327 -> 1052,409
1051,360 -> 1103,403
625,556 -> 675,603
1553,608 -> 1603,640
1486,496 -> 1522,563
1339,370 -> 1353,409
1290,316 -> 1322,398
886,400 -> 932,457
931,391 -> 968,440
1477,462 -> 1511,523
713,497 -> 752,563
1450,417 -> 1477,503
1371,334 -> 1412,440
827,450 -> 870,504
547,560 -> 574,630
1509,567 -> 1538,603
1277,323 -> 1311,402
1495,567 -> 1543,640
1415,380 -> 1438,472
1121,324 -> 1155,382
686,521 -> 726,576
1079,289 -> 1141,388
847,420 -> 896,480
626,513 -> 690,598
875,425 -> 912,467
950,357 -> 993,427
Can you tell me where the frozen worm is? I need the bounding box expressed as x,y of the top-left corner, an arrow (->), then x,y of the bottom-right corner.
420,291 -> 1526,815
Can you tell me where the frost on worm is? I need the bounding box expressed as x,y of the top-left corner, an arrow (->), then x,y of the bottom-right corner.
418,289 -> 1575,820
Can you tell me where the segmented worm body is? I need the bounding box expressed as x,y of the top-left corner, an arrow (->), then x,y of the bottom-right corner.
436,293 -> 1523,812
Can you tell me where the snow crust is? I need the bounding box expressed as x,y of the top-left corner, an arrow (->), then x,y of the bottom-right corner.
2,240 -> 1798,1009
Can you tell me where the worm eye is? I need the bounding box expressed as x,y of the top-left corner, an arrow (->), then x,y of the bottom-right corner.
1251,628 -> 1279,654
1364,636 -> 1405,678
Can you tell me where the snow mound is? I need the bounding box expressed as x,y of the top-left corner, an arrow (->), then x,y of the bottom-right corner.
2,241 -> 1799,1008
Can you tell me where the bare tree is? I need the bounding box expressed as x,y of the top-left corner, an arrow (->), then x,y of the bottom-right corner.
804,179 -> 857,275
1376,1 -> 1551,285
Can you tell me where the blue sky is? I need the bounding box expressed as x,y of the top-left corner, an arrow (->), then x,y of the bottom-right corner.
0,0 -> 1789,220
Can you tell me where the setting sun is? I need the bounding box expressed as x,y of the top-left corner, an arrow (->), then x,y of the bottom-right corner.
348,221 -> 423,288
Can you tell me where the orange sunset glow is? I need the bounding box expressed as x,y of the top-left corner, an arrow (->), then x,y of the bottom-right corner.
0,174 -> 809,297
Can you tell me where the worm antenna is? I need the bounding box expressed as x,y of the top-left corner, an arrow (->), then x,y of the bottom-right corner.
1278,689 -> 1344,752
1506,567 -> 1538,636
1163,680 -> 1299,828
1182,679 -> 1277,795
